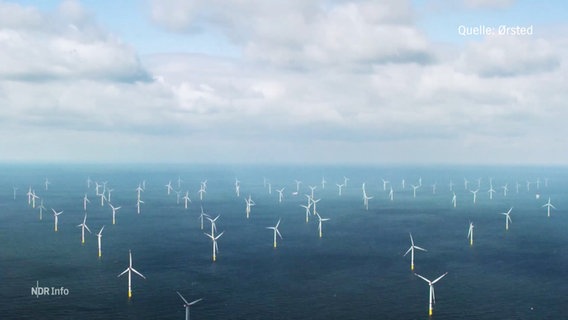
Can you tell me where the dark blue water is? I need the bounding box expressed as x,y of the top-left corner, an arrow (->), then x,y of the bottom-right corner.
1,164 -> 567,319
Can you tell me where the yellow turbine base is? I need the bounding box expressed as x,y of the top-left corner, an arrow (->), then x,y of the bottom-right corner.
98,252 -> 102,258
411,264 -> 414,271
213,256 -> 216,262
128,290 -> 132,298
429,308 -> 433,316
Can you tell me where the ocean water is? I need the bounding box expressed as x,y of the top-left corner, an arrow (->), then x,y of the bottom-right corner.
1,164 -> 567,319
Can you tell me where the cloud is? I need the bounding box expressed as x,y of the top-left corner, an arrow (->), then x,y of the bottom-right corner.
1,1 -> 567,164
457,36 -> 560,77
0,1 -> 149,82
462,0 -> 516,9
148,0 -> 434,69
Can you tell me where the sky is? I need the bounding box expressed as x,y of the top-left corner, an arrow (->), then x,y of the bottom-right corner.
0,0 -> 566,165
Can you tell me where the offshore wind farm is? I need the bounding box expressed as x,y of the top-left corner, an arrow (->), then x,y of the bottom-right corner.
2,164 -> 568,319
1,0 -> 567,319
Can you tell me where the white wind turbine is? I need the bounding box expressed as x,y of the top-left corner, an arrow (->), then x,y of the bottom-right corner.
26,186 -> 32,205
109,203 -> 121,225
99,192 -> 107,207
294,180 -> 302,195
414,272 -> 448,317
245,195 -> 255,219
470,189 -> 479,204
404,233 -> 426,271
309,185 -> 317,199
38,199 -> 46,220
83,193 -> 90,211
183,191 -> 192,209
117,250 -> 146,298
431,183 -> 437,195
300,203 -> 311,223
266,219 -> 283,248
136,198 -> 144,214
77,213 -> 92,244
488,185 -> 495,200
204,231 -> 224,262
389,187 -> 394,201
343,176 -> 349,188
448,180 -> 454,192
175,190 -> 182,204
206,215 -> 220,238
177,176 -> 183,189
52,209 -> 63,232
276,188 -> 285,203
176,291 -> 203,320
316,212 -> 330,238
166,181 -> 173,195
467,222 -> 474,246
411,184 -> 420,198
198,186 -> 206,201
321,176 -> 326,189
136,184 -> 144,200
198,206 -> 210,230
451,192 -> 457,208
336,183 -> 344,196
235,178 -> 240,197
501,184 -> 509,197
44,178 -> 51,191
107,188 -> 114,203
500,207 -> 513,230
363,194 -> 373,211
97,226 -> 105,258
31,190 -> 39,208
382,179 -> 389,191
464,178 -> 469,190
12,186 -> 17,200
542,197 -> 556,217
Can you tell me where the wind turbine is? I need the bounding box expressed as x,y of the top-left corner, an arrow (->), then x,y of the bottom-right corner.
404,233 -> 426,271
389,187 -> 394,201
52,209 -> 63,232
316,212 -> 330,238
31,191 -> 39,208
343,176 -> 349,188
451,192 -> 457,208
321,176 -> 326,189
308,185 -> 317,199
276,188 -> 285,203
300,203 -> 311,223
245,195 -> 255,219
109,203 -> 121,225
97,226 -> 105,257
117,250 -> 146,298
198,206 -> 209,230
414,272 -> 448,317
381,179 -> 390,191
99,192 -> 107,207
464,178 -> 469,190
363,194 -> 373,211
107,188 -> 114,203
175,190 -> 182,204
176,291 -> 203,320
136,198 -> 144,214
235,179 -> 240,197
77,213 -> 92,244
542,197 -> 557,217
470,189 -> 479,204
336,183 -> 344,196
500,207 -> 513,230
38,199 -> 46,220
467,222 -> 474,246
83,193 -> 90,211
198,186 -> 206,201
165,181 -> 173,195
294,180 -> 302,195
12,186 -> 17,200
501,184 -> 509,197
488,186 -> 495,200
183,191 -> 192,209
411,184 -> 420,198
177,176 -> 183,189
44,178 -> 51,191
266,219 -> 283,248
204,231 -> 224,262
448,180 -> 454,192
206,215 -> 220,237
431,183 -> 437,195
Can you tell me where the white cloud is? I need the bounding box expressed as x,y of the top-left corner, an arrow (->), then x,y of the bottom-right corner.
0,1 -> 567,164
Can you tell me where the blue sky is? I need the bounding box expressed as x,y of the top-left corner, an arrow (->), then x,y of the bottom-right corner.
1,0 -> 567,164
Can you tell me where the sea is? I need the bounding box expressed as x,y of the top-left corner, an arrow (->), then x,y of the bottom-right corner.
1,164 -> 567,319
